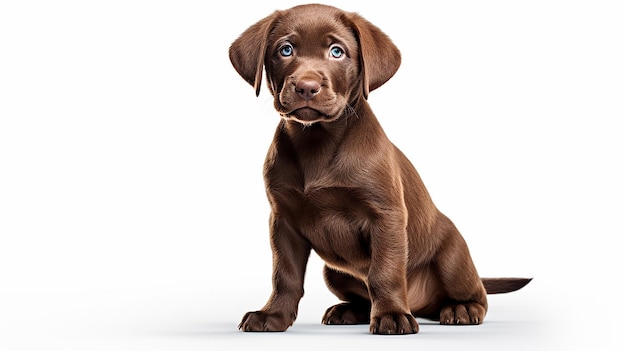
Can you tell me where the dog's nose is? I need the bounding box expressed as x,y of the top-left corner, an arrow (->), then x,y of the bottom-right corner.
295,80 -> 321,101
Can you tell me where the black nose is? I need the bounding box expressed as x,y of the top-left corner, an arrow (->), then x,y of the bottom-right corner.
295,80 -> 321,101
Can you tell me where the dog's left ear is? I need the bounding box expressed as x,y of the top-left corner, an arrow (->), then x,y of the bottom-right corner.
344,13 -> 401,99
229,12 -> 280,96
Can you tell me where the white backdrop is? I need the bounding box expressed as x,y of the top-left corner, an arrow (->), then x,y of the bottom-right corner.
1,1 -> 624,350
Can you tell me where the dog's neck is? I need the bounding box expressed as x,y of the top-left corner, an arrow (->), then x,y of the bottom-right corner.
274,100 -> 382,191
282,118 -> 348,155
280,99 -> 371,153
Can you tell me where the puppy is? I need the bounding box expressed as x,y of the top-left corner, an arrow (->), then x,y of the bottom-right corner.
229,3 -> 530,335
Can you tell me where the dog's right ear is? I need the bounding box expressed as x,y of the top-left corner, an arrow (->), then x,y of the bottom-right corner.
229,12 -> 279,97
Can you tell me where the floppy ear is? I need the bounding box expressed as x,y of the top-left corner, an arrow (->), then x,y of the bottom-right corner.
345,13 -> 401,99
228,12 -> 279,96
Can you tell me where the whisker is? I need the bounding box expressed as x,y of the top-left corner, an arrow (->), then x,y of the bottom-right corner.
343,104 -> 359,119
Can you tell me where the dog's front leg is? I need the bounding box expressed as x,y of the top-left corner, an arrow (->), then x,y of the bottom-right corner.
239,215 -> 311,332
367,213 -> 419,335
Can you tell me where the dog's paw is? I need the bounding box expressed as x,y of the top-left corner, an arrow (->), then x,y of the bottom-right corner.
439,302 -> 486,325
322,302 -> 370,325
238,311 -> 294,332
370,312 -> 419,335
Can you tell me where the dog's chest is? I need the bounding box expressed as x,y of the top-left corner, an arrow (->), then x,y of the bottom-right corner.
269,172 -> 374,272
308,189 -> 373,272
264,125 -> 379,272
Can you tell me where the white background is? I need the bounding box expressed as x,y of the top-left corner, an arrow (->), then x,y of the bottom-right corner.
1,1 -> 624,350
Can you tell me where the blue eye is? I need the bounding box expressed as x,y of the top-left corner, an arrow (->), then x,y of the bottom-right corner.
280,44 -> 293,57
330,46 -> 344,58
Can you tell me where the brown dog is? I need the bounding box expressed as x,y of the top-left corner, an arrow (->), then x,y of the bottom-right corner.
229,3 -> 530,335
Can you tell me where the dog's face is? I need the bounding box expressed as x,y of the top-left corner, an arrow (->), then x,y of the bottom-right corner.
266,7 -> 360,125
229,4 -> 402,125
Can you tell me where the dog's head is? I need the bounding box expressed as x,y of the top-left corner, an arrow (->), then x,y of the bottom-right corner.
229,4 -> 401,125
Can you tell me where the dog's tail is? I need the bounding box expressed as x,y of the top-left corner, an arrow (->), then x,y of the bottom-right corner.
481,277 -> 532,294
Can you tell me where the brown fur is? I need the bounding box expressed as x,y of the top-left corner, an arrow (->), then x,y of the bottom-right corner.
229,3 -> 531,335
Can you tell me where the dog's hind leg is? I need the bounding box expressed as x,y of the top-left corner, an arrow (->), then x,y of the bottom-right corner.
322,265 -> 371,325
433,215 -> 488,325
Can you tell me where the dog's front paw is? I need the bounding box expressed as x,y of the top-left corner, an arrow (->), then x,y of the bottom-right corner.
239,311 -> 294,332
322,302 -> 370,325
370,312 -> 419,335
439,302 -> 486,325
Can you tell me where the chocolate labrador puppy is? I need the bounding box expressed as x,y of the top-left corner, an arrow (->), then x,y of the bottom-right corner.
229,3 -> 530,335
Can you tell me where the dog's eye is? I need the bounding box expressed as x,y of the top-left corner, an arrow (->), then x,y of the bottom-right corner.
329,46 -> 344,59
279,44 -> 293,57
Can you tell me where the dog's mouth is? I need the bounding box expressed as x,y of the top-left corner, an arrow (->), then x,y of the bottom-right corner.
282,107 -> 334,125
